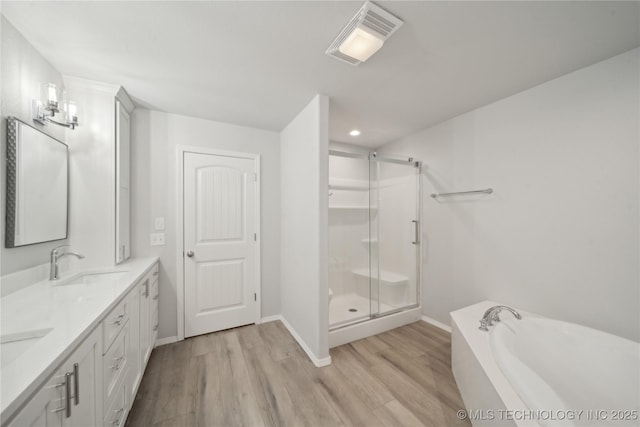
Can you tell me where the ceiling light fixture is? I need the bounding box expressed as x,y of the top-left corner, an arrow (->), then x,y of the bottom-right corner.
32,82 -> 79,129
326,1 -> 403,66
349,130 -> 361,136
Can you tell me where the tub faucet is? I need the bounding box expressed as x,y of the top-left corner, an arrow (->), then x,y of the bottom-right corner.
50,245 -> 85,280
479,305 -> 521,331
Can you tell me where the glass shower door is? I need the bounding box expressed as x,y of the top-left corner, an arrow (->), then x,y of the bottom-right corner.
370,156 -> 420,317
328,151 -> 373,329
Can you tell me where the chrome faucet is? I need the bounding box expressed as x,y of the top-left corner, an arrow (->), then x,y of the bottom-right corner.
50,245 -> 84,280
479,305 -> 521,331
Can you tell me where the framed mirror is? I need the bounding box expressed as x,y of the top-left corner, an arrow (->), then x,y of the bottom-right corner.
6,117 -> 68,247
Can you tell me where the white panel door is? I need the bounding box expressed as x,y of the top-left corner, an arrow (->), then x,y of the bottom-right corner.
183,152 -> 257,337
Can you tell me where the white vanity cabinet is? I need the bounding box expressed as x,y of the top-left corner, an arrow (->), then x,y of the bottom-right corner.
137,264 -> 158,372
101,299 -> 130,426
126,283 -> 141,400
7,375 -> 63,427
138,277 -> 150,374
3,260 -> 159,427
149,266 -> 159,357
9,328 -> 102,427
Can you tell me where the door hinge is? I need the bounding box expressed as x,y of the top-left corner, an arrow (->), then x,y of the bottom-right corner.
254,293 -> 257,301
254,173 -> 257,182
254,233 -> 257,241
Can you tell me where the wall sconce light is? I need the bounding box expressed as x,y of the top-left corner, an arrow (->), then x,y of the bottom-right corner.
32,82 -> 79,129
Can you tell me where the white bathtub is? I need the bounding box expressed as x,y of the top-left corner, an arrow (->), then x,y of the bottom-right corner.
451,301 -> 640,427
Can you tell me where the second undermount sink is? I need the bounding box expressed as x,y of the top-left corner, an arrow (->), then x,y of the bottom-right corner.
1,328 -> 53,368
58,271 -> 129,286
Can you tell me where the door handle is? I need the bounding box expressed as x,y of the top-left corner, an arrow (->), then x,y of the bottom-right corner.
411,220 -> 419,245
186,251 -> 194,258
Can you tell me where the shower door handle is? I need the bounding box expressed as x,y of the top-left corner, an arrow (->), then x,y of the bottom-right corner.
412,220 -> 419,245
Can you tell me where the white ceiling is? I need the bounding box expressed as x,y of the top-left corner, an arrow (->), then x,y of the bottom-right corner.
2,1 -> 639,147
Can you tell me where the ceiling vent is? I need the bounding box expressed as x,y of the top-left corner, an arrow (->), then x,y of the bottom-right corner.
326,1 -> 404,66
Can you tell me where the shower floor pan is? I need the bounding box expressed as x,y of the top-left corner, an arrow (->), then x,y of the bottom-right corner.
329,293 -> 394,330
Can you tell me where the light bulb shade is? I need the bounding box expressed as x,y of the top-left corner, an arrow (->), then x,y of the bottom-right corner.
338,26 -> 384,62
67,101 -> 77,118
47,83 -> 58,104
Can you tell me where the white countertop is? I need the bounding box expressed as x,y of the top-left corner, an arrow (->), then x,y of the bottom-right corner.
0,257 -> 159,423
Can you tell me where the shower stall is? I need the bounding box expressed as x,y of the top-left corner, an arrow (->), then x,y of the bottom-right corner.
328,149 -> 420,337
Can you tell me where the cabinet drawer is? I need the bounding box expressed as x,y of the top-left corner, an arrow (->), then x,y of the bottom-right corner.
102,297 -> 128,353
103,370 -> 128,427
151,306 -> 159,336
103,321 -> 129,406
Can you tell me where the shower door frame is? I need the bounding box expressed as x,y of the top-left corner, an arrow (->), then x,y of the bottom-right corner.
369,152 -> 422,320
327,149 -> 421,330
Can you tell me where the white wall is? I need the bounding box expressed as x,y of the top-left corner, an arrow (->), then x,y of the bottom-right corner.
0,16 -> 69,277
379,49 -> 639,341
130,110 -> 281,339
280,95 -> 330,362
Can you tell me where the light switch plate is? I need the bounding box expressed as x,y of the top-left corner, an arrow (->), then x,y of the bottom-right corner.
154,217 -> 165,230
150,233 -> 165,246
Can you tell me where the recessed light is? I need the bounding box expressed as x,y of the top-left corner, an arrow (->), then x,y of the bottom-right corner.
349,130 -> 361,136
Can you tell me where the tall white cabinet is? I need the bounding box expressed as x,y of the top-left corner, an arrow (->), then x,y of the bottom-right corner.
65,78 -> 134,269
115,94 -> 133,264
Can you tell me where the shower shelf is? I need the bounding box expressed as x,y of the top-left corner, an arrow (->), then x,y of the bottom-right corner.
329,206 -> 377,211
329,184 -> 368,191
351,268 -> 408,284
329,179 -> 368,191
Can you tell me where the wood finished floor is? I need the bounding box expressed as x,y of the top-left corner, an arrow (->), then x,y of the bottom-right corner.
126,321 -> 471,427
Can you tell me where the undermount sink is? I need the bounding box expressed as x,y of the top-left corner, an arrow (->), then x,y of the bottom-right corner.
58,271 -> 129,286
1,328 -> 53,368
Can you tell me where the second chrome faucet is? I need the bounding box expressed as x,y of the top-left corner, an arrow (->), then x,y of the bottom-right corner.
50,245 -> 85,280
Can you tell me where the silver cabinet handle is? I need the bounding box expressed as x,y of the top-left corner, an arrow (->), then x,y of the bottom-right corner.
52,373 -> 71,417
186,251 -> 194,258
411,220 -> 419,245
73,363 -> 79,405
64,372 -> 72,418
112,408 -> 125,426
112,314 -> 125,325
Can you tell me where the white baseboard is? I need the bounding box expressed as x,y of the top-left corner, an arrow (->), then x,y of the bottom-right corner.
156,316 -> 332,368
279,316 -> 332,367
421,315 -> 452,333
259,314 -> 282,324
155,336 -> 179,347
